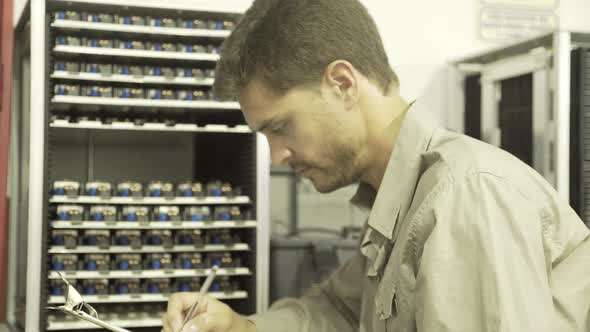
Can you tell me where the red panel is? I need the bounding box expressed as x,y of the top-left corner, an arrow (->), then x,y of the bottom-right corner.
0,0 -> 14,323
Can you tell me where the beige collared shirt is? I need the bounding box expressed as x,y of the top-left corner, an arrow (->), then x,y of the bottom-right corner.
251,100 -> 590,332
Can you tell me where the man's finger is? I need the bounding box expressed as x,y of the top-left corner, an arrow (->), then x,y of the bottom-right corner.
182,312 -> 232,332
166,292 -> 200,331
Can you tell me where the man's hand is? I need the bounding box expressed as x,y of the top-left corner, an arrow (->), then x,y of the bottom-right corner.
162,292 -> 256,332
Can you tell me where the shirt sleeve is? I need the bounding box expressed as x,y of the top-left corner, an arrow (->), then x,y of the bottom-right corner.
250,252 -> 364,332
415,171 -> 556,332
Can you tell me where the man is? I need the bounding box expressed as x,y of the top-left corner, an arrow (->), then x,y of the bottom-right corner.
162,0 -> 590,331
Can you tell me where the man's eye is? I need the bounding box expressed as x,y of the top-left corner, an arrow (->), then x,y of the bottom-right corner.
271,122 -> 287,134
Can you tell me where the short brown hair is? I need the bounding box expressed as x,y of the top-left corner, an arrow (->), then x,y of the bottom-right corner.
213,0 -> 399,99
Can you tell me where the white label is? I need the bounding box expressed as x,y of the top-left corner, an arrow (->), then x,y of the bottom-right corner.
480,9 -> 556,41
483,0 -> 557,8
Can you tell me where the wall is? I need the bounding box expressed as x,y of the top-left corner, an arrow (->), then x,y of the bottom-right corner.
559,0 -> 590,32
13,0 -> 26,26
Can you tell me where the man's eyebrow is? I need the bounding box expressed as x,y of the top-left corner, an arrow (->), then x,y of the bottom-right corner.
255,118 -> 275,133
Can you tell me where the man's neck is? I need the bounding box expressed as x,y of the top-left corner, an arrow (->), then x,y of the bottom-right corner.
361,93 -> 409,191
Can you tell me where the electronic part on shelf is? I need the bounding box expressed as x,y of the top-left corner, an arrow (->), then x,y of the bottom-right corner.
206,252 -> 241,268
146,181 -> 174,198
52,254 -> 79,272
116,181 -> 143,197
81,86 -> 113,98
54,84 -> 80,96
183,206 -> 211,222
206,229 -> 239,245
81,279 -> 109,295
152,206 -> 180,222
81,230 -> 111,248
120,206 -> 149,222
88,205 -> 117,222
54,11 -> 81,21
54,61 -> 80,72
177,181 -> 204,197
83,254 -> 111,271
176,230 -> 204,246
145,278 -> 171,294
85,181 -> 112,198
51,230 -> 79,248
210,276 -> 239,292
112,278 -> 142,295
213,206 -> 243,221
50,278 -> 78,296
113,254 -> 142,271
115,15 -> 146,26
207,181 -> 233,197
56,205 -> 85,222
176,253 -> 203,270
144,230 -> 174,247
113,230 -> 142,247
145,253 -> 173,270
174,277 -> 201,292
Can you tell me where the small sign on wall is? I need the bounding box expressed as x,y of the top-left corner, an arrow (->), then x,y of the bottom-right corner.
480,9 -> 557,41
483,0 -> 557,9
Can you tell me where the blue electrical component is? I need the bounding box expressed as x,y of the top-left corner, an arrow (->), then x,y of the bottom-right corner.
52,235 -> 65,246
151,259 -> 161,269
191,213 -> 202,221
119,188 -> 130,196
157,213 -> 167,222
119,260 -> 129,270
54,187 -> 65,195
125,213 -> 135,222
148,283 -> 159,294
88,14 -> 99,22
179,282 -> 190,292
219,211 -> 231,221
86,236 -> 97,246
87,259 -> 97,271
56,62 -> 66,71
122,16 -> 131,25
118,284 -> 129,294
181,258 -> 191,269
117,236 -> 130,245
53,261 -> 63,271
210,281 -> 221,292
215,21 -> 223,30
211,235 -> 222,244
58,211 -> 68,221
212,258 -> 221,267
56,11 -> 66,20
56,36 -> 66,45
85,286 -> 96,295
52,286 -> 63,295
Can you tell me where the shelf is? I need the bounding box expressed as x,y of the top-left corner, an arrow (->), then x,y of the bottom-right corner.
48,243 -> 250,254
50,119 -> 252,134
51,20 -> 232,38
49,195 -> 251,205
52,95 -> 240,110
47,316 -> 163,330
48,267 -> 251,279
51,220 -> 258,229
53,45 -> 220,61
51,70 -> 215,86
47,291 -> 248,304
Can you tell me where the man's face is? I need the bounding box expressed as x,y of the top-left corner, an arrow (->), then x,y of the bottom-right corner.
240,79 -> 367,193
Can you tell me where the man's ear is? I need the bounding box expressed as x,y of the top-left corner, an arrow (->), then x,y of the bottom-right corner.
322,60 -> 359,109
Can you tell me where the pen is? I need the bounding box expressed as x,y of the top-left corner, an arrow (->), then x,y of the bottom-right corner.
178,265 -> 219,332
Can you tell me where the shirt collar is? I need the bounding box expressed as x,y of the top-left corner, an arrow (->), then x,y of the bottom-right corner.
350,99 -> 439,239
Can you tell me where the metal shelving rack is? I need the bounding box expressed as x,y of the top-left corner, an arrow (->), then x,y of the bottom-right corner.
15,1 -> 270,331
448,31 -> 590,227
